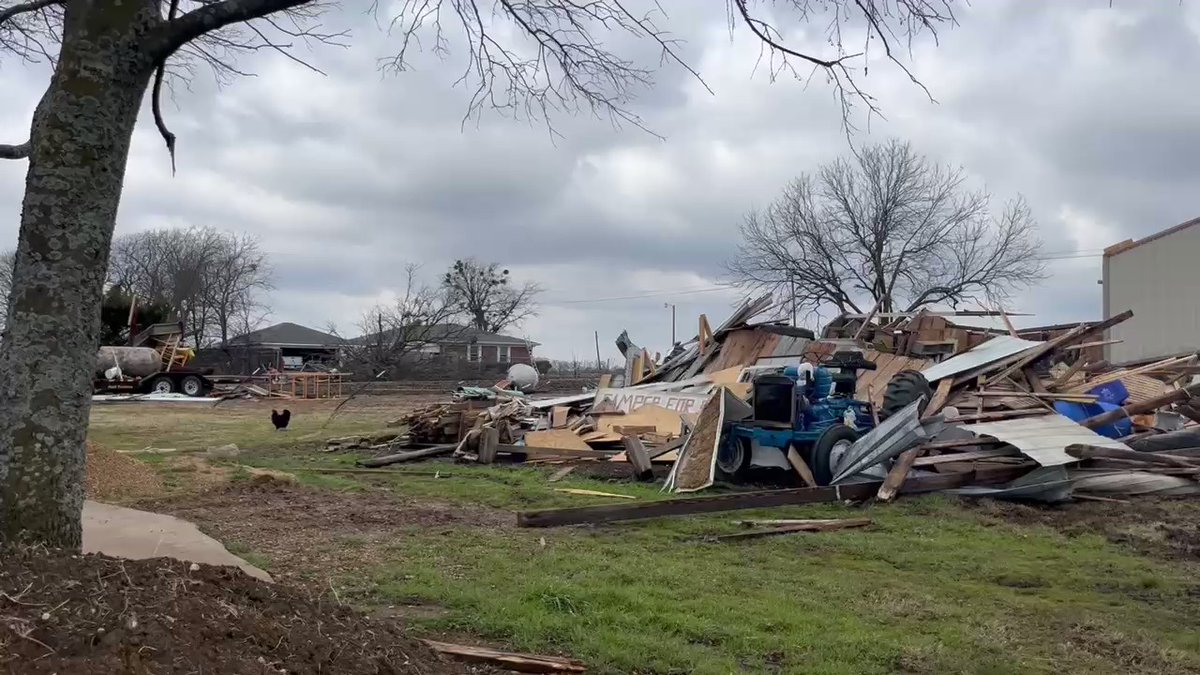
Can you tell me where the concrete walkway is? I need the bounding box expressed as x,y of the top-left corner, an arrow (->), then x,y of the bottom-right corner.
82,500 -> 272,582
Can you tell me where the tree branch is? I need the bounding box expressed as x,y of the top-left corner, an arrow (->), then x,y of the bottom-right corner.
0,0 -> 56,28
145,0 -> 313,61
0,141 -> 30,160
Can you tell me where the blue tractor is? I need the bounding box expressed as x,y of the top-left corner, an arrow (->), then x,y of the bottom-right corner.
716,351 -> 918,485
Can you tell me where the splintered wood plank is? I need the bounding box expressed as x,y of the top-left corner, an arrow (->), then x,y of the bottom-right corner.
786,446 -> 817,487
550,406 -> 571,429
622,435 -> 654,480
715,518 -> 872,541
421,640 -> 587,673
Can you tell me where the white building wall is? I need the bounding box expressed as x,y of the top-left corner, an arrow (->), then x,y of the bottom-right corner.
1105,223 -> 1200,364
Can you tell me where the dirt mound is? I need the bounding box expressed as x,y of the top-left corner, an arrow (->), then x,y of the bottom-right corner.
85,443 -> 163,501
0,548 -> 470,675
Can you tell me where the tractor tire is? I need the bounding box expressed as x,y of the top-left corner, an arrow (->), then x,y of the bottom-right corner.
880,370 -> 933,420
809,424 -> 859,485
715,436 -> 753,481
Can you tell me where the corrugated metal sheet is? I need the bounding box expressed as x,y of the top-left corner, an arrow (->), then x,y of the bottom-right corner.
830,399 -> 942,483
950,466 -> 1073,503
962,414 -> 1131,466
919,335 -> 1043,383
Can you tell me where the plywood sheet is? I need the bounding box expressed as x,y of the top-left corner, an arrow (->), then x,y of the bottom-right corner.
596,403 -> 684,437
524,429 -> 592,451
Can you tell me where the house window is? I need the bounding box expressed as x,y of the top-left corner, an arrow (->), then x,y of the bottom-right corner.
499,346 -> 511,363
467,344 -> 481,362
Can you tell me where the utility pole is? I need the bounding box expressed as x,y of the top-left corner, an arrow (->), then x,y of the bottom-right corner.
664,302 -> 676,345
594,330 -> 602,371
789,277 -> 797,327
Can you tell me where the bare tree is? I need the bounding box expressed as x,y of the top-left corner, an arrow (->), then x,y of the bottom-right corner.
727,140 -> 1045,321
0,0 -> 960,546
442,259 -> 542,334
337,265 -> 461,377
108,226 -> 272,346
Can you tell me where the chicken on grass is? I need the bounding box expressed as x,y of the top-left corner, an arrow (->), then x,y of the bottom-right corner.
271,409 -> 292,431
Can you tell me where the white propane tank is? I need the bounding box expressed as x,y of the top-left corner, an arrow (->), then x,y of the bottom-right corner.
507,363 -> 540,392
95,346 -> 162,378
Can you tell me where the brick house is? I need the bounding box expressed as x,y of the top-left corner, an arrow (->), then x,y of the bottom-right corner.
348,323 -> 538,365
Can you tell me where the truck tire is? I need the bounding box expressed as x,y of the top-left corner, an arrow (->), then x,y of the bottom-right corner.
880,370 -> 933,420
715,436 -> 752,481
146,375 -> 175,394
809,424 -> 859,485
180,375 -> 205,397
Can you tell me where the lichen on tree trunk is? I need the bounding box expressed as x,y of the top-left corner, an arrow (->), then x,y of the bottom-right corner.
0,2 -> 158,547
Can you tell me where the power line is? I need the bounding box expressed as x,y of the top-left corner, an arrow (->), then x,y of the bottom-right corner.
541,250 -> 1104,306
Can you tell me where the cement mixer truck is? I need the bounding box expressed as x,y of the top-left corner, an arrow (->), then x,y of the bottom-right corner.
93,322 -> 214,397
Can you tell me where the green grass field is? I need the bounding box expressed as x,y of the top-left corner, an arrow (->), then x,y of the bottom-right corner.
90,399 -> 1200,675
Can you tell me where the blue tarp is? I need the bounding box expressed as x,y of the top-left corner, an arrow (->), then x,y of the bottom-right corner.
1053,400 -> 1130,439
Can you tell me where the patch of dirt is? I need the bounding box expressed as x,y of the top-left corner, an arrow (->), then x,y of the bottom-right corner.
136,479 -> 510,584
967,497 -> 1200,562
0,547 -> 475,675
85,443 -> 163,502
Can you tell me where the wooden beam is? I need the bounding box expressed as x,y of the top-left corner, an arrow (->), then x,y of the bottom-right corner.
876,447 -> 920,502
852,301 -> 881,341
984,310 -> 1133,386
714,518 -> 871,541
785,446 -> 817,487
944,408 -> 1049,424
622,435 -> 654,481
357,444 -> 456,467
698,314 -> 713,353
498,444 -> 618,460
1048,358 -> 1089,391
421,640 -> 587,674
1079,383 -> 1200,430
1065,443 -> 1200,468
924,378 -> 954,419
477,427 -> 500,464
547,466 -> 576,482
1064,354 -> 1194,394
998,306 -> 1019,338
517,468 -> 1029,527
912,447 -> 1021,467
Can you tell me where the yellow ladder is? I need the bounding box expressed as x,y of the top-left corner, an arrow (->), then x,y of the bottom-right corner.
159,334 -> 188,371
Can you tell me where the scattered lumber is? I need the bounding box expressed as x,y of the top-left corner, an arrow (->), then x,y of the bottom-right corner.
547,466 -> 576,482
1080,383 -> 1200,430
356,444 -> 456,468
715,518 -> 871,541
519,467 -> 1029,527
622,435 -> 654,481
421,639 -> 587,674
785,447 -> 816,487
554,488 -> 637,499
1065,443 -> 1200,468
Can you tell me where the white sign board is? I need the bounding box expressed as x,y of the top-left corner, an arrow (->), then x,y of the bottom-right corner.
593,387 -> 711,415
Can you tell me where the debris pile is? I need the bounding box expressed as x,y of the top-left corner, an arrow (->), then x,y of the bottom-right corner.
345,296 -> 1200,527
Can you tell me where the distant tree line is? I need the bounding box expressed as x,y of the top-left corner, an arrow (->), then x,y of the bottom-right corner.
1,225 -> 272,347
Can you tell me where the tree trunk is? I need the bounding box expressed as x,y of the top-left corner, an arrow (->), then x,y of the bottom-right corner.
0,2 -> 158,547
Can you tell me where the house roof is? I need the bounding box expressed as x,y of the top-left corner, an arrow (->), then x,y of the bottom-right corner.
1104,216 -> 1200,257
348,323 -> 538,347
227,322 -> 343,348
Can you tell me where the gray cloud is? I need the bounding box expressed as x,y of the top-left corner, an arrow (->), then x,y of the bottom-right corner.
2,0 -> 1199,360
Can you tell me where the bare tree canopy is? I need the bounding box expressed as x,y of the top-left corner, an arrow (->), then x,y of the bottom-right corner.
337,264 -> 461,377
727,140 -> 1046,320
108,226 -> 273,346
0,0 -> 962,546
442,259 -> 542,334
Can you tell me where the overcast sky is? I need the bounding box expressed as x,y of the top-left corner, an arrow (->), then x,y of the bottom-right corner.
2,1 -> 1198,362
